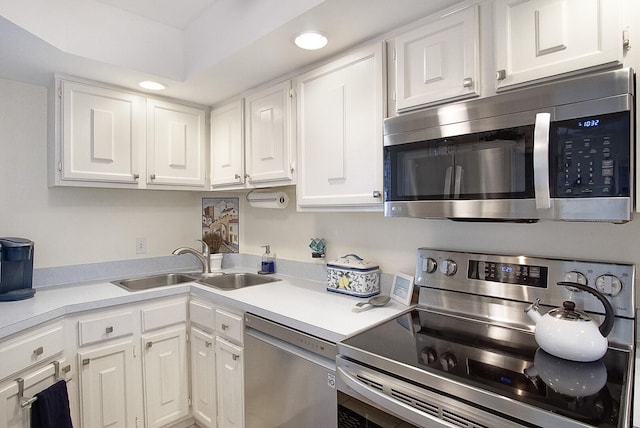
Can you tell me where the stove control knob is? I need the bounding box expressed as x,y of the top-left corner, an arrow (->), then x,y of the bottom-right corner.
420,347 -> 437,365
595,274 -> 623,296
564,271 -> 588,285
422,257 -> 437,273
440,353 -> 457,371
439,260 -> 457,276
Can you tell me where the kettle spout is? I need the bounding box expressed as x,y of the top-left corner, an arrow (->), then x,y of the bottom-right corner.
524,298 -> 542,324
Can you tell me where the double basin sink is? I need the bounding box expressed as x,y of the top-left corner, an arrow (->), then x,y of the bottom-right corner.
112,272 -> 280,292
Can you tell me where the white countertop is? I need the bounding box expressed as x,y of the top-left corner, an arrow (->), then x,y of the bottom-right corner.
0,271 -> 409,343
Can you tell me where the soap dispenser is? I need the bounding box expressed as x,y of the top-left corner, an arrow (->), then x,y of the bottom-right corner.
259,245 -> 275,274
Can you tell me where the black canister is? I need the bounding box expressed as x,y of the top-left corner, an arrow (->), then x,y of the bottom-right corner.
0,237 -> 36,301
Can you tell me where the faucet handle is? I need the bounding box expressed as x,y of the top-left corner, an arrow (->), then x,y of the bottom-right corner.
197,239 -> 210,256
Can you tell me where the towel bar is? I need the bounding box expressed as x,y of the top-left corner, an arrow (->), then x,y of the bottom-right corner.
16,360 -> 72,409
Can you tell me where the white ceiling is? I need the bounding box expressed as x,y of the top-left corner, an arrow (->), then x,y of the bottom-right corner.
96,0 -> 220,29
0,0 -> 461,106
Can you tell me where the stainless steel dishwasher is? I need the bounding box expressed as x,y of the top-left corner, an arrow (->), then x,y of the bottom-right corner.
244,313 -> 337,428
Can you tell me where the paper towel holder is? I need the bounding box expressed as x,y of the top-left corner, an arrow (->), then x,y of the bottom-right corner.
246,189 -> 289,209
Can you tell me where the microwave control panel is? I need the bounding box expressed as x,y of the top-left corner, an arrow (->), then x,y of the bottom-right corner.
553,111 -> 630,198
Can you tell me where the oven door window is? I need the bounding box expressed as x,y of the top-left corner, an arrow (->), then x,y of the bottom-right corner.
384,126 -> 534,201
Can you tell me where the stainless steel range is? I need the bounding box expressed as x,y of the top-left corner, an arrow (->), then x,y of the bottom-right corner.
337,249 -> 635,428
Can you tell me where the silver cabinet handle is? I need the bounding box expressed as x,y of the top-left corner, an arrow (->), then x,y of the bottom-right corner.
150,174 -> 156,180
496,69 -> 507,81
105,326 -> 114,334
33,347 -> 44,356
463,77 -> 473,88
82,358 -> 90,366
372,191 -> 381,198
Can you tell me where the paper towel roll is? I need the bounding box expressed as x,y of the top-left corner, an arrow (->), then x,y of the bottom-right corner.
247,191 -> 289,209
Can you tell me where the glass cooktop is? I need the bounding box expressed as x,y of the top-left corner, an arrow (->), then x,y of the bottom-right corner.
339,309 -> 631,428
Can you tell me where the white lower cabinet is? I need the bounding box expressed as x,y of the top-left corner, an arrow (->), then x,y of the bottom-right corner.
190,327 -> 216,428
142,325 -> 190,428
78,340 -> 142,428
215,337 -> 244,428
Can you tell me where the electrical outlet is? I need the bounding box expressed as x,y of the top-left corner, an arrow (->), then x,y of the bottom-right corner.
136,237 -> 147,254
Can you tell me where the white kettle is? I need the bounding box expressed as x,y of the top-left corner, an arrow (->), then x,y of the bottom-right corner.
525,282 -> 614,362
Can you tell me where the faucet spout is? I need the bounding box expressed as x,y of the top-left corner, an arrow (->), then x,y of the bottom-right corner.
172,247 -> 211,274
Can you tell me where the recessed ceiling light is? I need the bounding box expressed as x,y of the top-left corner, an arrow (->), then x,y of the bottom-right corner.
294,31 -> 328,50
138,80 -> 166,91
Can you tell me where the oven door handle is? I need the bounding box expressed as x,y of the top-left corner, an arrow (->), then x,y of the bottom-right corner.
337,366 -> 459,428
533,112 -> 551,210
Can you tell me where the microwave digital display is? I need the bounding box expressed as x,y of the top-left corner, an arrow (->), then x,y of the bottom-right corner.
552,111 -> 631,198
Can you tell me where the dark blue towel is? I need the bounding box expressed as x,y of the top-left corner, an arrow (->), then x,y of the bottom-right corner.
31,380 -> 73,428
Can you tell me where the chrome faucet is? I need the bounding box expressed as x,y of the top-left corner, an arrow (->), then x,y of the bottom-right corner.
172,240 -> 211,274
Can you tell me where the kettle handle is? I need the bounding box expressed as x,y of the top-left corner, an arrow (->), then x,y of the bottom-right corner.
557,281 -> 614,337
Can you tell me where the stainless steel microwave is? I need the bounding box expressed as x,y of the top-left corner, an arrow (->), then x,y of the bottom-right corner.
383,68 -> 635,223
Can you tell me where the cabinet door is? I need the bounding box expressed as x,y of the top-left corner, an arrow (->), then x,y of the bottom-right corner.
215,337 -> 244,428
60,80 -> 145,185
191,327 -> 216,428
142,325 -> 189,428
78,340 -> 142,428
494,0 -> 622,90
0,359 -> 73,428
211,100 -> 245,188
147,99 -> 207,188
244,81 -> 295,185
395,5 -> 479,111
296,43 -> 385,211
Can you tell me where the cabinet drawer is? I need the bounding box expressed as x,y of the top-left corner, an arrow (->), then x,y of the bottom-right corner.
0,322 -> 64,381
190,299 -> 215,331
78,311 -> 134,346
142,299 -> 187,332
215,309 -> 243,345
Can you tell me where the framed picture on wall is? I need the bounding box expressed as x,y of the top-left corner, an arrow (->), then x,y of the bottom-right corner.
202,198 -> 239,253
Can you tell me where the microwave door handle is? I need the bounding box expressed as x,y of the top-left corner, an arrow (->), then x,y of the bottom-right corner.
444,166 -> 453,197
453,165 -> 463,198
533,112 -> 551,209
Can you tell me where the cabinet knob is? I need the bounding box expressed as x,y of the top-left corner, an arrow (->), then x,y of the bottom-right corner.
221,324 -> 229,331
105,326 -> 114,334
205,341 -> 212,348
234,174 -> 241,179
244,173 -> 250,179
496,69 -> 507,81
372,191 -> 382,198
232,354 -> 240,361
146,342 -> 153,348
150,174 -> 156,180
462,77 -> 473,88
33,346 -> 44,356
133,174 -> 140,180
82,358 -> 90,366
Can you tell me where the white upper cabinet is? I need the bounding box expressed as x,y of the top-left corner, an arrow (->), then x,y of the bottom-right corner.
54,79 -> 145,187
146,98 -> 207,188
210,100 -> 244,188
296,42 -> 385,211
50,76 -> 208,190
244,80 -> 295,186
494,0 -> 623,90
395,4 -> 480,111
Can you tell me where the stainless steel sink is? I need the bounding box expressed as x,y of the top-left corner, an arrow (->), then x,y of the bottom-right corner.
112,273 -> 197,291
196,273 -> 280,290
